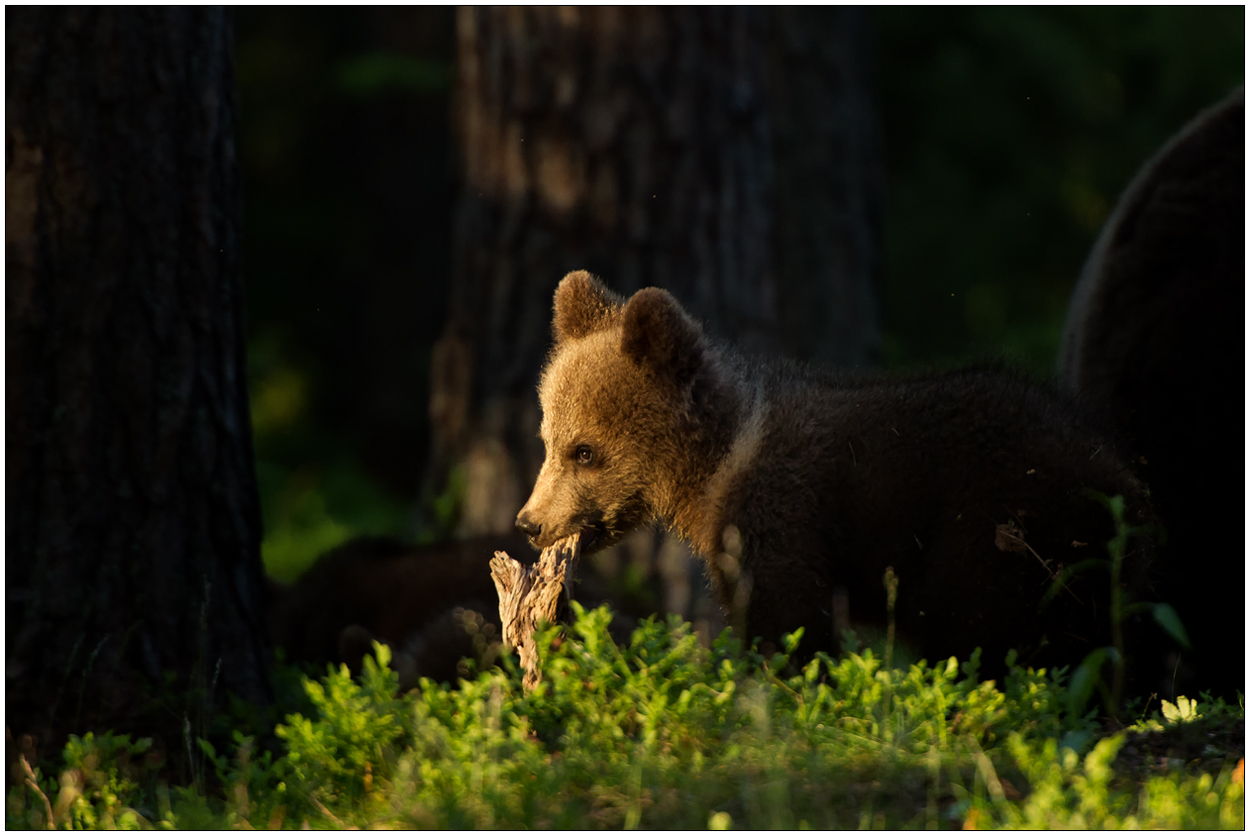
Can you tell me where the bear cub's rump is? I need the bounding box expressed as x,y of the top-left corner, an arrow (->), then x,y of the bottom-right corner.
517,271 -> 1155,677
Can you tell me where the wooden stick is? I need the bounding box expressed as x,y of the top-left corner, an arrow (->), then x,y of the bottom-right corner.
490,535 -> 582,691
19,755 -> 55,830
308,792 -> 356,830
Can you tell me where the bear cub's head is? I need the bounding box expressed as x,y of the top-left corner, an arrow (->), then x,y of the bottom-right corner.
516,271 -> 710,553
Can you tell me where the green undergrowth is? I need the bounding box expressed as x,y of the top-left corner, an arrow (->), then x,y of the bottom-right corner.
7,604 -> 1243,829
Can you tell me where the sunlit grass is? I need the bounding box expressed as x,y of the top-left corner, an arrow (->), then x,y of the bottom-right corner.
8,605 -> 1242,830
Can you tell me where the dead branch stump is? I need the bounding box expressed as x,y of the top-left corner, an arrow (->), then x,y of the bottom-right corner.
490,535 -> 582,691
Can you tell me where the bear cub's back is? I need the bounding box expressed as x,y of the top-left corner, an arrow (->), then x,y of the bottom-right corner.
720,362 -> 1152,675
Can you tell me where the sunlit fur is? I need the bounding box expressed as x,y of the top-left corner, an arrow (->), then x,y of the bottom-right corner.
519,271 -> 1158,681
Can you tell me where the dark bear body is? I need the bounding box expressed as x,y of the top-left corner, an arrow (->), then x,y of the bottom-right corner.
1060,88 -> 1244,697
719,363 -> 1155,674
268,534 -> 526,686
267,531 -> 657,686
519,272 -> 1158,682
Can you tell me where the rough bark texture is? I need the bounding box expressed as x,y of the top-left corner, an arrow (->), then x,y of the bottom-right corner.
427,7 -> 880,540
491,535 -> 581,692
6,7 -> 271,748
768,8 -> 881,368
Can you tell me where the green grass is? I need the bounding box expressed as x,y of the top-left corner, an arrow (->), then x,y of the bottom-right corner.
7,604 -> 1243,829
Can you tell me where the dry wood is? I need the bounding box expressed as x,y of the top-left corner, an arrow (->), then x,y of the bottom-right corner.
19,754 -> 55,830
490,535 -> 582,691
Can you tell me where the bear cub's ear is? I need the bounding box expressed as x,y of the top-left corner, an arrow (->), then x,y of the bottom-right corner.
621,287 -> 704,385
553,271 -> 625,343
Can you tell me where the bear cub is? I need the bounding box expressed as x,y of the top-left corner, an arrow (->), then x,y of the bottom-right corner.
518,271 -> 1158,679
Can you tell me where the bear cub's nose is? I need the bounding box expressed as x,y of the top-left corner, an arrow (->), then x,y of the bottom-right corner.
515,512 -> 542,538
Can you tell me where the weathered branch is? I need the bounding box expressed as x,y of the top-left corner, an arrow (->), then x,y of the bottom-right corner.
19,755 -> 55,830
490,535 -> 582,691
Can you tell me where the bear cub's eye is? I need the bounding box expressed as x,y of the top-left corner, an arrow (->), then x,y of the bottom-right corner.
573,445 -> 595,466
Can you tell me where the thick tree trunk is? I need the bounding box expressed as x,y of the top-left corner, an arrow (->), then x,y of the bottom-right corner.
6,7 -> 270,750
427,7 -> 880,544
768,8 -> 881,368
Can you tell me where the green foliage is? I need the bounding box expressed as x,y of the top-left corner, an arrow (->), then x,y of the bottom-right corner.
248,327 -> 412,582
56,733 -> 158,830
257,467 -> 352,583
1128,691 -> 1242,738
877,7 -> 1244,373
1045,491 -> 1188,719
1161,696 -> 1201,725
962,734 -> 1244,829
275,642 -> 408,815
420,463 -> 467,544
248,325 -> 413,583
9,610 -> 1242,829
335,52 -> 451,95
175,731 -> 294,830
256,458 -> 410,582
6,732 -> 171,830
1152,603 -> 1192,651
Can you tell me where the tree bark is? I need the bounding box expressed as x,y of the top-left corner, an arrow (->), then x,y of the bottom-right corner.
427,7 -> 881,541
767,8 -> 881,368
6,7 -> 270,749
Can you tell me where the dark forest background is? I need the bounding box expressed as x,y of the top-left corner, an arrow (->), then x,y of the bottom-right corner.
235,7 -> 1244,583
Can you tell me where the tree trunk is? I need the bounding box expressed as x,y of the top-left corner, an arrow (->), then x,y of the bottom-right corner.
767,8 -> 881,368
6,7 -> 270,752
427,7 -> 881,544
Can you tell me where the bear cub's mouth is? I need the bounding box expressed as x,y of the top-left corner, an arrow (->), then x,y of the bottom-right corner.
577,524 -> 603,553
526,522 -> 605,553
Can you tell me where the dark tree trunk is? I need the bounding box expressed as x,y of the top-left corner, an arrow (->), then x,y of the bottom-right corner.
767,8 -> 881,368
427,7 -> 880,542
6,7 -> 270,751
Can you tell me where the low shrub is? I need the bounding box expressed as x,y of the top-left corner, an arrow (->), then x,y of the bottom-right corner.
6,604 -> 1243,829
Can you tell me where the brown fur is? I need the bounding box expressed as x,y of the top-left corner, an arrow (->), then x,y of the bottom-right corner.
268,535 -> 525,685
268,530 -> 664,686
1060,88 -> 1244,697
519,271 -> 1158,680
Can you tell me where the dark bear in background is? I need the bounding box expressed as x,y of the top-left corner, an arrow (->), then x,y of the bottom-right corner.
518,272 -> 1161,685
268,535 -> 524,688
1060,88 -> 1245,698
268,532 -> 659,687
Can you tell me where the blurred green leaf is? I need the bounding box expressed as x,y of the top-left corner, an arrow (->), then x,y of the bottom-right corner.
336,52 -> 451,95
1152,603 -> 1193,650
